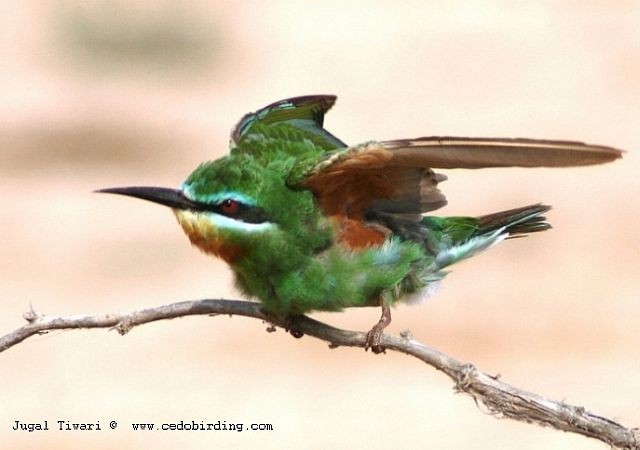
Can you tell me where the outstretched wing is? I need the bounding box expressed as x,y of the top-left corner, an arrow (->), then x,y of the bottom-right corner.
230,95 -> 346,150
292,137 -> 623,219
383,137 -> 622,168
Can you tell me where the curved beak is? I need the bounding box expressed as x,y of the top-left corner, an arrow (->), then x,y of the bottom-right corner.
95,186 -> 199,211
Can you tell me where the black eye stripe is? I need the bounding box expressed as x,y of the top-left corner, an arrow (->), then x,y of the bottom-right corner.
190,199 -> 272,224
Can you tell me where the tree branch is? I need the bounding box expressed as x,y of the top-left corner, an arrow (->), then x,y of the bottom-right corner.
1,299 -> 637,449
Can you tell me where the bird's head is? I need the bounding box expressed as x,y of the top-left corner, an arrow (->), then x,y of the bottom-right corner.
98,154 -> 332,266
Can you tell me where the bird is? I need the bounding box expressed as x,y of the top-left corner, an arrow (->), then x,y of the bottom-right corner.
97,95 -> 622,352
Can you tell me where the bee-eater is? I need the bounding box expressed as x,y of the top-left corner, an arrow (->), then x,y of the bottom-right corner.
98,95 -> 622,352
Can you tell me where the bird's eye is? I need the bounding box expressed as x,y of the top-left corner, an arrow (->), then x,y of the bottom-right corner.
220,199 -> 240,215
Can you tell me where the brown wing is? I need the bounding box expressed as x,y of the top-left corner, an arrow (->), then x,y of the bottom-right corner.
384,137 -> 622,168
300,142 -> 446,219
299,137 -> 623,219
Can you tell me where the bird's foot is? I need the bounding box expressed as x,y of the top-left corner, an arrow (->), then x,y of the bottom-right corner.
260,309 -> 304,338
364,300 -> 391,354
284,314 -> 305,339
365,326 -> 385,354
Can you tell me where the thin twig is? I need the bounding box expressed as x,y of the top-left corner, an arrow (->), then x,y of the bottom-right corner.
1,299 -> 637,449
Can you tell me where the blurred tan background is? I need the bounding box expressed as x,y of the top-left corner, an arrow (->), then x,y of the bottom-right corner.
1,1 -> 638,449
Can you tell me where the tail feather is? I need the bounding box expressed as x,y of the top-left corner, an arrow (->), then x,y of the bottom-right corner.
434,204 -> 551,269
477,204 -> 551,237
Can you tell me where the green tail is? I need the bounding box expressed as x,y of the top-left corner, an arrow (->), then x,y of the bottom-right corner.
424,204 -> 551,269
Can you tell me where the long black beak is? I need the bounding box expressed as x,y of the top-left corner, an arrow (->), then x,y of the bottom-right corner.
95,186 -> 199,210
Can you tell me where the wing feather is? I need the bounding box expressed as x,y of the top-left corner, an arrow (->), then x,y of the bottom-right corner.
384,137 -> 622,168
298,137 -> 622,219
231,95 -> 346,150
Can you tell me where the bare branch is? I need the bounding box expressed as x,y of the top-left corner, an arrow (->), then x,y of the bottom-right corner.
1,299 -> 638,449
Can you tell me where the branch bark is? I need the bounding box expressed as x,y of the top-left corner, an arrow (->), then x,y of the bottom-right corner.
1,299 -> 637,449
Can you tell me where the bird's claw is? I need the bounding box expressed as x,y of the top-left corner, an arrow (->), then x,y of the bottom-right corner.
284,315 -> 304,339
365,326 -> 386,354
260,309 -> 304,338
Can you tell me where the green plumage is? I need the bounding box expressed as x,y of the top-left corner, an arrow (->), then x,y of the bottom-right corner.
186,125 -> 434,316
178,97 -> 555,317
98,95 -> 621,347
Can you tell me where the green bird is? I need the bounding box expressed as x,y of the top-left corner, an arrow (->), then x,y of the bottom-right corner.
98,95 -> 622,352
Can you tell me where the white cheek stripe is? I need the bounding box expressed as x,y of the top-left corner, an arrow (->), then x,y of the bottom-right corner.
204,212 -> 275,232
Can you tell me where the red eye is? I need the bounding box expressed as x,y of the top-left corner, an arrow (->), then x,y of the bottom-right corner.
220,199 -> 240,215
